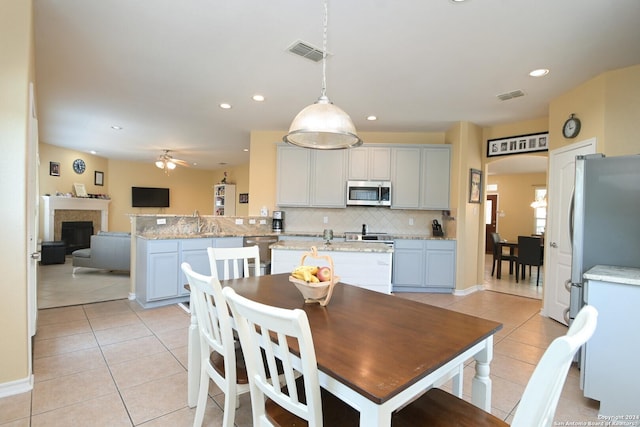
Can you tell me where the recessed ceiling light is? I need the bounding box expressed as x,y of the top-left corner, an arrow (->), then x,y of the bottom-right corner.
243,148 -> 249,152
219,103 -> 232,109
111,125 -> 122,130
252,94 -> 265,102
367,115 -> 378,121
90,150 -> 97,155
529,68 -> 550,77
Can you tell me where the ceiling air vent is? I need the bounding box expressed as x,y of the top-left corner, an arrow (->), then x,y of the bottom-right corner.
497,90 -> 525,101
287,40 -> 325,62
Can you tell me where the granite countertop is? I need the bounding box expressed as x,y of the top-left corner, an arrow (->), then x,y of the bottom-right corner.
271,240 -> 394,253
137,231 -> 453,241
583,265 -> 640,287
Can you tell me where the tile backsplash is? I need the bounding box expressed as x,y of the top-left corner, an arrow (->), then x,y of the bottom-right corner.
280,207 -> 455,237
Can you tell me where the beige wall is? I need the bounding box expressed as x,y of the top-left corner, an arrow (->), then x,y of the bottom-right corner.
486,173 -> 547,242
38,143 -> 250,234
549,64 -> 640,156
1,0 -> 32,389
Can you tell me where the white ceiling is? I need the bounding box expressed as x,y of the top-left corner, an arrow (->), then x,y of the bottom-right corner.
33,0 -> 640,171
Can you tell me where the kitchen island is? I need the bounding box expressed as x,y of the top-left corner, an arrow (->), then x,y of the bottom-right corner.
270,240 -> 393,294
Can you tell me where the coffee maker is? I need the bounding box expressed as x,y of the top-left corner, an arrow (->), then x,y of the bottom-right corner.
272,211 -> 284,233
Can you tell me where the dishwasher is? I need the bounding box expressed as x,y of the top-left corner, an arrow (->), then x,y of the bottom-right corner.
243,235 -> 278,275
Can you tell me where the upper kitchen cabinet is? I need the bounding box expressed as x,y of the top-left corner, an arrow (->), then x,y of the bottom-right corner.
391,147 -> 422,209
276,144 -> 347,208
391,145 -> 451,210
420,146 -> 450,210
347,146 -> 391,181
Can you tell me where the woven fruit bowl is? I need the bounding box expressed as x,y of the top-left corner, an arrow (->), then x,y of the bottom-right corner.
288,246 -> 338,306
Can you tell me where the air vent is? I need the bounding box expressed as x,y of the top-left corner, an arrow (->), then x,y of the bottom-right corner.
497,90 -> 525,101
287,40 -> 325,62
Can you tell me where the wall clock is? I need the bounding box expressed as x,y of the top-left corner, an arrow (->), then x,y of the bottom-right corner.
73,158 -> 86,174
562,114 -> 581,139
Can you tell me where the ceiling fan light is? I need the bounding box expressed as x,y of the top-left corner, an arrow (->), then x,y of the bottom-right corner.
284,95 -> 362,149
166,161 -> 177,170
155,160 -> 165,169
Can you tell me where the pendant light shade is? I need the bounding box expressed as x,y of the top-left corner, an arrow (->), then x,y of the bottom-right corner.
283,0 -> 362,150
284,95 -> 362,149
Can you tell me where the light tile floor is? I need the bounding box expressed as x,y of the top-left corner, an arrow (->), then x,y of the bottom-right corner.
1,256 -> 603,426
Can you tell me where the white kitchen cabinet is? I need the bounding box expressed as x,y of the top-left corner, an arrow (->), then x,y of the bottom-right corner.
391,147 -> 422,208
271,245 -> 392,294
391,145 -> 451,210
276,144 -> 346,208
348,146 -> 391,181
393,239 -> 455,293
420,146 -> 450,210
582,266 -> 640,417
136,236 -> 243,308
276,146 -> 311,206
136,238 -> 181,307
213,184 -> 236,216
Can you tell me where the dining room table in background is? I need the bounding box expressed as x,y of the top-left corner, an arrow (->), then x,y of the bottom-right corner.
187,273 -> 502,426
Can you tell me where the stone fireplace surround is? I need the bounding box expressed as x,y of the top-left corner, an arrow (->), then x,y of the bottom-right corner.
42,196 -> 110,242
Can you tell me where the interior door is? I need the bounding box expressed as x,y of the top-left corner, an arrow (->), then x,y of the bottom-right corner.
27,82 -> 39,336
543,138 -> 596,324
485,194 -> 497,253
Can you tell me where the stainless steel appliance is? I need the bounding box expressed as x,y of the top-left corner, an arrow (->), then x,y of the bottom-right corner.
346,180 -> 391,206
569,154 -> 640,324
243,235 -> 278,275
344,231 -> 394,248
272,210 -> 284,233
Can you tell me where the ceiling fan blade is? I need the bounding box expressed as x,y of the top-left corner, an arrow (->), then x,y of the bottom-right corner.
171,158 -> 190,167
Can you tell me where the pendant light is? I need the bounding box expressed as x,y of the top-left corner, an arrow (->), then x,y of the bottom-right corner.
283,0 -> 362,150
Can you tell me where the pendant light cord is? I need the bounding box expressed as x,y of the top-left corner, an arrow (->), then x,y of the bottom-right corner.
321,0 -> 328,98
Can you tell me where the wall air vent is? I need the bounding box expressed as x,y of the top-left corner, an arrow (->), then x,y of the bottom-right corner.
287,40 -> 325,62
497,90 -> 525,101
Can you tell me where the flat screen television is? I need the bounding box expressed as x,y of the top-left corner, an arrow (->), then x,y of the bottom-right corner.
132,187 -> 170,207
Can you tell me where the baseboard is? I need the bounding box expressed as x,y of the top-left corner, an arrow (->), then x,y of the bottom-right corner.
453,284 -> 484,296
0,375 -> 33,399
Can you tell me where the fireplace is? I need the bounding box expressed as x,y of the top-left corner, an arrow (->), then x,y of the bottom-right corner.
61,221 -> 94,254
41,196 -> 110,242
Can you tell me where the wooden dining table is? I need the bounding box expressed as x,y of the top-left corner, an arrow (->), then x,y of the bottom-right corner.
186,273 -> 502,426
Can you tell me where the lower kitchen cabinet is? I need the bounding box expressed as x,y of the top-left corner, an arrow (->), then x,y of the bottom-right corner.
581,266 -> 640,417
271,246 -> 392,294
392,239 -> 455,293
136,236 -> 243,308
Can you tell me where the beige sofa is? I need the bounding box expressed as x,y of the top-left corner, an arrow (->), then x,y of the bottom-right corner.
72,231 -> 131,274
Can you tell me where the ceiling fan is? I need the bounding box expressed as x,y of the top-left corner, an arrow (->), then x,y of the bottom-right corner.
155,149 -> 190,172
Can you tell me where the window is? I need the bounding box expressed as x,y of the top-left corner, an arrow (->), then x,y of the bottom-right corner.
532,188 -> 547,235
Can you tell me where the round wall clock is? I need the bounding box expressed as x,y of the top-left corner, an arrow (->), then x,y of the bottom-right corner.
562,114 -> 581,139
73,158 -> 86,174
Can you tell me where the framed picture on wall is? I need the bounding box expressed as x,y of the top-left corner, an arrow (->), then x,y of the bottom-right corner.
239,193 -> 249,204
95,171 -> 104,186
469,168 -> 482,204
49,161 -> 60,176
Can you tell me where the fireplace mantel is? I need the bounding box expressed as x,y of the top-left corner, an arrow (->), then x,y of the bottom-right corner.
42,196 -> 110,241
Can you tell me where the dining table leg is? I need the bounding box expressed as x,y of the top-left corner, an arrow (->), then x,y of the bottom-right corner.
471,336 -> 493,412
187,292 -> 200,408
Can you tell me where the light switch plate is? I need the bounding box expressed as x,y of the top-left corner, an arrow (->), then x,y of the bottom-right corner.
235,218 -> 243,225
156,218 -> 166,225
259,219 -> 267,225
249,219 -> 256,224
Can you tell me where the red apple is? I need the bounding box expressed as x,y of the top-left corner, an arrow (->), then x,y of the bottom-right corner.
316,266 -> 332,282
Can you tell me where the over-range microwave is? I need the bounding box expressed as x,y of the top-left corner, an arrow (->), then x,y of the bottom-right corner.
346,180 -> 391,206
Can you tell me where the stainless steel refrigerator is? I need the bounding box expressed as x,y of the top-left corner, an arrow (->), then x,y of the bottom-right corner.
569,154 -> 640,323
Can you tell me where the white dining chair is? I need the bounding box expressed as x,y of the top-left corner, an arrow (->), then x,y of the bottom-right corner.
222,286 -> 360,427
391,305 -> 598,427
181,262 -> 250,427
207,245 -> 261,280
